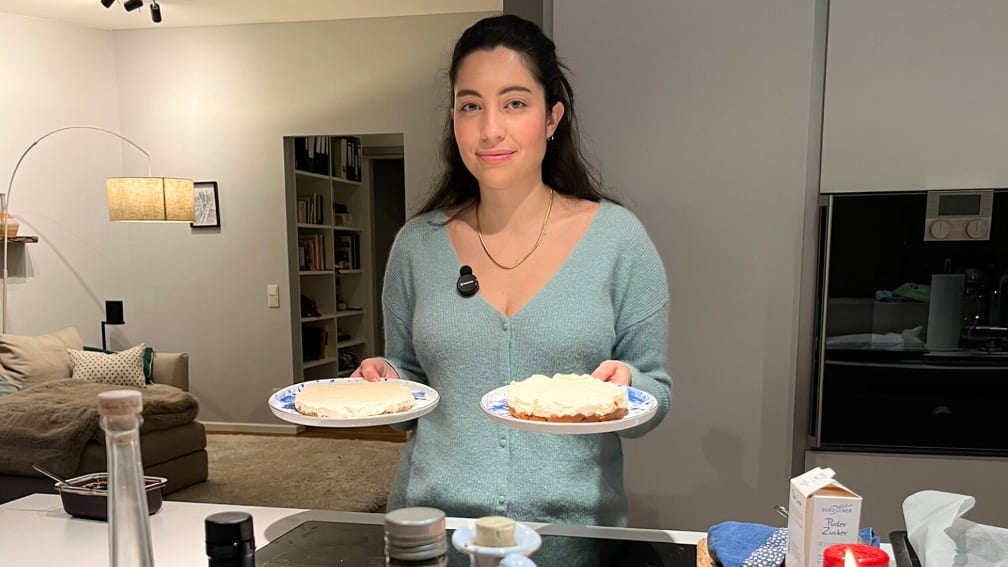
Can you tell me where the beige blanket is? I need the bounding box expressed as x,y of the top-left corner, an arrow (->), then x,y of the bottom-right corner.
0,379 -> 199,477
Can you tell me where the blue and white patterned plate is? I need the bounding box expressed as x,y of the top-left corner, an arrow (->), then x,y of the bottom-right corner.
479,384 -> 658,434
268,378 -> 439,428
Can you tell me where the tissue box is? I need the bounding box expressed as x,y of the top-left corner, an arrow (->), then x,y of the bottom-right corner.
786,467 -> 862,567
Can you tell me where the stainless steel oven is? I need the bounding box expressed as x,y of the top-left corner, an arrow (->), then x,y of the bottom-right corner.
810,190 -> 1008,456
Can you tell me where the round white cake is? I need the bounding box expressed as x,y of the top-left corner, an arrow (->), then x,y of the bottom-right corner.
294,381 -> 415,418
505,373 -> 628,422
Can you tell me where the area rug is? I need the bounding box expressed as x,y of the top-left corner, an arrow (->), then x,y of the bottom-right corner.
167,434 -> 404,512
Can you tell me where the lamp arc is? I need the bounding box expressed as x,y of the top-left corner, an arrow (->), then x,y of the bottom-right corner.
1,126 -> 191,333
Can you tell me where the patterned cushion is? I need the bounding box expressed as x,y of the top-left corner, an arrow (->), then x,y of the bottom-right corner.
84,345 -> 156,383
69,343 -> 147,388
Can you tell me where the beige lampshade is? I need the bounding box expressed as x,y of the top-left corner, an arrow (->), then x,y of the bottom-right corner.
106,177 -> 195,222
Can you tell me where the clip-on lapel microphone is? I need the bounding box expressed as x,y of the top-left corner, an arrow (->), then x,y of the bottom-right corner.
457,265 -> 479,297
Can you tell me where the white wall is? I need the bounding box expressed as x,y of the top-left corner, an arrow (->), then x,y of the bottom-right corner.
0,13 -> 133,345
554,1 -> 824,528
3,12 -> 493,425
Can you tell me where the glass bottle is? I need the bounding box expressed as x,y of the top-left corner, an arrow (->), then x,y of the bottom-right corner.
98,389 -> 155,567
384,507 -> 448,567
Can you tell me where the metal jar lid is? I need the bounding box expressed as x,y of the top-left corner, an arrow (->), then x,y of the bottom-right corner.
385,507 -> 446,559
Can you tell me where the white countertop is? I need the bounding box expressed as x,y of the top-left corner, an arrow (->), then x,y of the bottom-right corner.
0,494 -> 707,566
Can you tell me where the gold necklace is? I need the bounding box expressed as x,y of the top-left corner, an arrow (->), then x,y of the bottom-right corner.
476,188 -> 554,270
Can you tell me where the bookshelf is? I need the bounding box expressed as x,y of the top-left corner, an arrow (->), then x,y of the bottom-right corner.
283,135 -> 375,383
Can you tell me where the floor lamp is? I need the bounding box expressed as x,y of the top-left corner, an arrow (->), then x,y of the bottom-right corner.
1,126 -> 195,334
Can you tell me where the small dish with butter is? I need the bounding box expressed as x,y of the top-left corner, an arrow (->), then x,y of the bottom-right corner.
451,515 -> 541,566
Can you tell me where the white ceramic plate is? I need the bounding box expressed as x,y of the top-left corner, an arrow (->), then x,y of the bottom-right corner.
479,384 -> 658,434
268,378 -> 439,428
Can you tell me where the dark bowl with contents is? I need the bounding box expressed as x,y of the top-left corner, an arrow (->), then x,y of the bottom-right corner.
56,472 -> 168,521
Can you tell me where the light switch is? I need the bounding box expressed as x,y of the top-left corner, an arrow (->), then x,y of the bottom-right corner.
267,284 -> 280,308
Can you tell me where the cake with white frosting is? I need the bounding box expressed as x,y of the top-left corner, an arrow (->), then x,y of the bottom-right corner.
295,381 -> 415,418
505,373 -> 628,422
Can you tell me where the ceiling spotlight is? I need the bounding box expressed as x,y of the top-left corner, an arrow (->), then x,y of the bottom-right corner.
100,0 -> 116,8
150,1 -> 161,23
123,0 -> 143,12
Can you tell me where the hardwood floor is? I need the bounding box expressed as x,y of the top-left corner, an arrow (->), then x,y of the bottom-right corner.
299,425 -> 406,442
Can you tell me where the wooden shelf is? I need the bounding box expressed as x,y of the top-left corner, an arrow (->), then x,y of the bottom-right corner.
335,269 -> 362,275
2,236 -> 38,243
301,314 -> 336,323
335,309 -> 365,318
297,223 -> 334,230
336,337 -> 366,349
294,169 -> 362,186
294,169 -> 331,181
299,270 -> 334,276
333,225 -> 362,232
333,176 -> 362,186
303,356 -> 339,369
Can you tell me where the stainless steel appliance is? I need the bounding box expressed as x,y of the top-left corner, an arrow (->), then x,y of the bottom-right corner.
810,190 -> 1008,456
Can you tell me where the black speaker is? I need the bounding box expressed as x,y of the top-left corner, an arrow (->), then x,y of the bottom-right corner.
105,300 -> 125,325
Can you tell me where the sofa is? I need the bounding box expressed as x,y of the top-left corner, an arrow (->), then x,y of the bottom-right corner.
0,328 -> 208,503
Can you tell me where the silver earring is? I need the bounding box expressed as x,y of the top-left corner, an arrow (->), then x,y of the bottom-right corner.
548,135 -> 555,142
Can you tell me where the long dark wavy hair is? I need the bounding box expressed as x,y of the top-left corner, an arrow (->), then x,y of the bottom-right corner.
417,14 -> 618,217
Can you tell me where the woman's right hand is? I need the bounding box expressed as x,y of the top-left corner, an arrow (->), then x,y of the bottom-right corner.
350,358 -> 400,382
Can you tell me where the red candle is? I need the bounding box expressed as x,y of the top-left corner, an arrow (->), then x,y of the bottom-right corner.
823,544 -> 890,567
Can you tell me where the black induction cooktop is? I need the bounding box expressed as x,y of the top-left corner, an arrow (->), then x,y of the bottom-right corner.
255,520 -> 696,567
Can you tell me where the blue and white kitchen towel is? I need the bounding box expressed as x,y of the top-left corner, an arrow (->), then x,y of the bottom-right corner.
708,522 -> 880,567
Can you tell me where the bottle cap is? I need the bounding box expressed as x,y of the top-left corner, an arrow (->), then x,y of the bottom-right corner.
97,390 -> 143,416
205,511 -> 255,545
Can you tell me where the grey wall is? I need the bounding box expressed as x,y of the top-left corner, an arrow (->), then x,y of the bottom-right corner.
553,1 -> 825,528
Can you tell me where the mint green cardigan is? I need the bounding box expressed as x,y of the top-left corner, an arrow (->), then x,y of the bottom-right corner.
381,201 -> 671,528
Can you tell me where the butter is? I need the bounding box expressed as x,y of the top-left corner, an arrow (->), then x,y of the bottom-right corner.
474,516 -> 516,547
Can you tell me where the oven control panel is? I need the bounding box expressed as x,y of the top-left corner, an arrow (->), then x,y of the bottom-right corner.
924,189 -> 994,241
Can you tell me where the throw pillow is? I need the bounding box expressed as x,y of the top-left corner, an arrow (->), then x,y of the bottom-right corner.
0,327 -> 85,388
69,343 -> 147,388
84,345 -> 156,384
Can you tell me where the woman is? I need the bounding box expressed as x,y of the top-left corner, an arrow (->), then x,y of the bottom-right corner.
353,14 -> 671,531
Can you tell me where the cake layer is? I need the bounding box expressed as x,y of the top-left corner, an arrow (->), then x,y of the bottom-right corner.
505,374 -> 628,422
295,381 -> 415,418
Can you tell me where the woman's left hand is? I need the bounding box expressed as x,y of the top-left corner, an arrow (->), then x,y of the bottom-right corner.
591,360 -> 631,386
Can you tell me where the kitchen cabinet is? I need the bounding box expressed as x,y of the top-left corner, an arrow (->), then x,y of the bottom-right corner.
820,1 -> 1008,193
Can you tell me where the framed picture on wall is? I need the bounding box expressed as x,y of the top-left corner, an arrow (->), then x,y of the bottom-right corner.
191,181 -> 220,228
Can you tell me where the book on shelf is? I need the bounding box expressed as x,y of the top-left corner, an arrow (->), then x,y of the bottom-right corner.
329,136 -> 362,182
333,233 -> 360,270
296,193 -> 325,225
297,234 -> 326,271
301,325 -> 328,361
295,136 -> 332,176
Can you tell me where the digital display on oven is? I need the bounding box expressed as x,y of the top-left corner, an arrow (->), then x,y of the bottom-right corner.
937,193 -> 982,216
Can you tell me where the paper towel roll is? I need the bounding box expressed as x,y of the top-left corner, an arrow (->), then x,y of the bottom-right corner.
926,274 -> 965,350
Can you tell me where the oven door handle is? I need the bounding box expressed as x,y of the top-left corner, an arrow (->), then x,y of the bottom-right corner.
825,360 -> 1008,371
